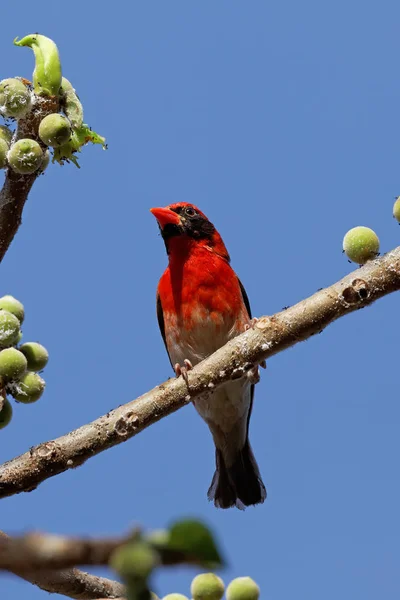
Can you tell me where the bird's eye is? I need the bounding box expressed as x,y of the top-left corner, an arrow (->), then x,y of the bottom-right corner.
185,207 -> 196,217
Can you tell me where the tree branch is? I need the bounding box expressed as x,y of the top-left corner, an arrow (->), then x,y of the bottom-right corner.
0,531 -> 128,571
0,247 -> 399,498
0,93 -> 58,262
0,531 -> 125,599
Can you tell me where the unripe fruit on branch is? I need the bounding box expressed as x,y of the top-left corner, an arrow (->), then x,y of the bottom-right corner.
39,113 -> 71,147
0,139 -> 8,169
0,311 -> 21,348
0,398 -> 12,429
0,78 -> 31,118
8,139 -> 44,174
226,577 -> 260,600
162,595 -> 189,600
0,348 -> 27,381
0,295 -> 24,324
191,573 -> 225,600
19,342 -> 48,371
342,226 -> 380,264
393,197 -> 400,223
111,541 -> 158,580
0,125 -> 13,145
12,371 -> 45,403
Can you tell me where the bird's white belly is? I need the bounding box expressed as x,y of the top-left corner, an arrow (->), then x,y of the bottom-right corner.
166,309 -> 241,367
165,311 -> 251,450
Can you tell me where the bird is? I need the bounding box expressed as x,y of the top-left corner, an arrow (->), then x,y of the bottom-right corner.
150,202 -> 266,509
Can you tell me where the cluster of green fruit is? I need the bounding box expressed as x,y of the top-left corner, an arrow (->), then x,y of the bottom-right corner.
342,196 -> 400,264
161,574 -> 259,600
0,75 -> 83,173
0,34 -> 105,171
0,295 -> 48,429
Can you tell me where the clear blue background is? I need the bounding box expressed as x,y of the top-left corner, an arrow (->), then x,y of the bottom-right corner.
1,1 -> 400,598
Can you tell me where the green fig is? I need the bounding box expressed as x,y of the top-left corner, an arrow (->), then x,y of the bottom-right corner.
342,226 -> 380,264
39,113 -> 71,147
8,139 -> 44,174
0,348 -> 27,380
0,311 -> 21,348
393,197 -> 400,223
11,371 -> 45,403
226,577 -> 260,600
19,342 -> 48,371
162,596 -> 189,600
0,295 -> 24,323
111,541 -> 158,580
0,78 -> 31,118
191,574 -> 225,600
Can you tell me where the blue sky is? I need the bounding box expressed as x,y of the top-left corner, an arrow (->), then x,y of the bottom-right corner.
1,1 -> 400,598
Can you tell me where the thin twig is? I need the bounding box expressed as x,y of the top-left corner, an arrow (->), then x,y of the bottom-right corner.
0,248 -> 399,498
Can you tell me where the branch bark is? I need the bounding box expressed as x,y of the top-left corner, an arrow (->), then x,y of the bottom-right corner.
0,93 -> 58,262
0,531 -> 128,571
0,531 -> 125,599
0,247 -> 399,498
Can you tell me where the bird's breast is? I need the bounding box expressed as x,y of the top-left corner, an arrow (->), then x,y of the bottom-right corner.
160,255 -> 249,367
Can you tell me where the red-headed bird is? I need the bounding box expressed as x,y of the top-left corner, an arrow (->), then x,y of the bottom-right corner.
151,202 -> 266,509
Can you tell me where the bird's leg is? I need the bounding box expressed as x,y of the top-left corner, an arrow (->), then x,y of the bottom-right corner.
244,318 -> 267,370
174,359 -> 193,387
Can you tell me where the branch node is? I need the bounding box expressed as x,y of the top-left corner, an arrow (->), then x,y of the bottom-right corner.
31,441 -> 61,461
114,412 -> 139,437
254,316 -> 273,331
340,278 -> 370,305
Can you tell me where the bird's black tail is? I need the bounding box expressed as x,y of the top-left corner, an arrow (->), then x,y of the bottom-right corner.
207,440 -> 266,509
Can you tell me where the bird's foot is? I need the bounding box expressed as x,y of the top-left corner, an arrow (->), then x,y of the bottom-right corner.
174,359 -> 193,387
244,318 -> 266,370
244,317 -> 260,331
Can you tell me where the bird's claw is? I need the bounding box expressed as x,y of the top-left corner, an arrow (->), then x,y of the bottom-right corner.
244,317 -> 259,331
174,359 -> 193,387
244,319 -> 267,371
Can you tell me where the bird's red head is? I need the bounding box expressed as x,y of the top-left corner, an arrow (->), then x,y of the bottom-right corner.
150,202 -> 230,261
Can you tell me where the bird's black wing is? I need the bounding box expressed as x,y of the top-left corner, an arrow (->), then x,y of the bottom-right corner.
238,277 -> 252,319
156,292 -> 173,369
237,277 -> 256,434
